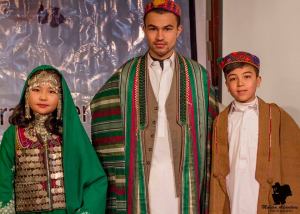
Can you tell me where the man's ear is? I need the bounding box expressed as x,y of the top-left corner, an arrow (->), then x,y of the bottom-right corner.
177,25 -> 183,38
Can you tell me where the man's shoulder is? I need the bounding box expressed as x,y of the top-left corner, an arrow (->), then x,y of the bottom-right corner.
120,55 -> 145,68
112,55 -> 145,79
176,54 -> 206,70
91,55 -> 144,104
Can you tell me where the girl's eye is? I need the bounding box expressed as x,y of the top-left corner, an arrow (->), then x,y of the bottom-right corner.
31,88 -> 40,92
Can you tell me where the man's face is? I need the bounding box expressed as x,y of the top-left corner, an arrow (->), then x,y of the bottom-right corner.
143,11 -> 182,60
225,65 -> 261,103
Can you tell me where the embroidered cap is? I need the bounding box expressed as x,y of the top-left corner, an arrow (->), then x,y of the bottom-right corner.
217,51 -> 260,70
144,0 -> 181,17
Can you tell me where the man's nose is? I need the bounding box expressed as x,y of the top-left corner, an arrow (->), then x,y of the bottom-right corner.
156,29 -> 163,40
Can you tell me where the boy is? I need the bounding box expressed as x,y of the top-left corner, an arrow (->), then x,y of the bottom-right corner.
209,51 -> 300,214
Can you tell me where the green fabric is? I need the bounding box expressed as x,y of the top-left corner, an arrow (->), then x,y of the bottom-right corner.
91,53 -> 219,213
0,65 -> 107,213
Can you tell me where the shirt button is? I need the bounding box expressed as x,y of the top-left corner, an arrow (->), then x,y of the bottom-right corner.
154,106 -> 158,111
148,147 -> 153,152
152,120 -> 156,125
146,161 -> 151,165
150,133 -> 155,138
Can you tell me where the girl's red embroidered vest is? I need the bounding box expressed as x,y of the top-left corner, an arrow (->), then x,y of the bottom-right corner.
14,127 -> 66,212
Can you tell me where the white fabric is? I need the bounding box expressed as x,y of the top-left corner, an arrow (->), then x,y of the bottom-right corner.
148,53 -> 179,214
226,97 -> 260,214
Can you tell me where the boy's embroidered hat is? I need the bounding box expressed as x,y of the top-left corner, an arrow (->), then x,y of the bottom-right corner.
217,51 -> 260,70
144,0 -> 181,17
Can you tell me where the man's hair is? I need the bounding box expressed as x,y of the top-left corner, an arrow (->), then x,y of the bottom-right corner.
143,8 -> 181,26
223,62 -> 260,78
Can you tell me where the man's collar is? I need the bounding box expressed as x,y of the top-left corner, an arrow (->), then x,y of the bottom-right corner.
147,52 -> 176,70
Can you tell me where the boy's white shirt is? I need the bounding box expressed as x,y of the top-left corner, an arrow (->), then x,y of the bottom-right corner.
226,97 -> 260,214
147,53 -> 179,214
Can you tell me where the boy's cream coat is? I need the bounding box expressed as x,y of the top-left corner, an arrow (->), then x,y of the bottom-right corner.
210,98 -> 300,214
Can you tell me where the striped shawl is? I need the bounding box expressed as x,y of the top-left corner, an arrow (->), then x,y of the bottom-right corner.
91,53 -> 218,214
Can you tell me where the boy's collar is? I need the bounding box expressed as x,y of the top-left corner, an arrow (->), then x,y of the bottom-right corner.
230,97 -> 258,113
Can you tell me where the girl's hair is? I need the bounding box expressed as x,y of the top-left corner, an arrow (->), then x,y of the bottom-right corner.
9,70 -> 63,136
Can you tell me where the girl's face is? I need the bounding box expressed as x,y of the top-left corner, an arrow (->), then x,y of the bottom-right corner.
27,83 -> 59,115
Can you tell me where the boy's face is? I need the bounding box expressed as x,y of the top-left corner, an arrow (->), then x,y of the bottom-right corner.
225,65 -> 261,103
28,83 -> 59,115
143,11 -> 182,60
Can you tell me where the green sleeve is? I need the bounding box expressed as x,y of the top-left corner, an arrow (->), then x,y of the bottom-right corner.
0,126 -> 16,213
63,127 -> 108,214
76,170 -> 108,214
76,150 -> 108,214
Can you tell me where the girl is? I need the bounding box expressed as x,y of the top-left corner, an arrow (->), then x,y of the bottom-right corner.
0,65 -> 107,213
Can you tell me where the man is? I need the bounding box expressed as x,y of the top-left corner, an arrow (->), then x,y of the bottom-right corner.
91,0 -> 218,213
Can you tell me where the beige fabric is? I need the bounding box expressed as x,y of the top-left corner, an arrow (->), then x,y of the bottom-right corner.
148,55 -> 178,214
210,98 -> 300,214
142,55 -> 184,196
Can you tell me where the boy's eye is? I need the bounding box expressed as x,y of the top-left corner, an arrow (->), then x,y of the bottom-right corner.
228,77 -> 236,82
244,75 -> 252,79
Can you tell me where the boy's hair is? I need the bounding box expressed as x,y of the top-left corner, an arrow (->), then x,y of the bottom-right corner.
223,62 -> 260,78
9,70 -> 63,136
143,8 -> 181,26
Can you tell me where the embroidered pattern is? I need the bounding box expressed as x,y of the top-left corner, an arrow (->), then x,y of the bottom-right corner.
218,51 -> 260,70
91,53 -> 217,214
144,0 -> 182,17
138,56 -> 147,128
178,56 -> 187,124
